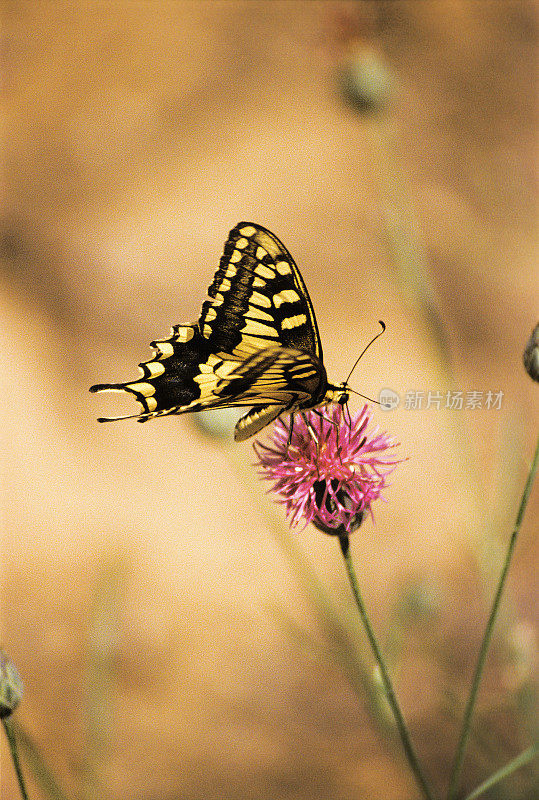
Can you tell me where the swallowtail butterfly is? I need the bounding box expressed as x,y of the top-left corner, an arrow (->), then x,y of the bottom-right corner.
90,222 -> 349,440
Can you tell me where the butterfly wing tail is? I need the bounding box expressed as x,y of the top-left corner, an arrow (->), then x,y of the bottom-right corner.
89,382 -> 156,422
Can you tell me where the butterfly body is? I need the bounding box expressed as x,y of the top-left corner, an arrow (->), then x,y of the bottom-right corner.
90,223 -> 348,440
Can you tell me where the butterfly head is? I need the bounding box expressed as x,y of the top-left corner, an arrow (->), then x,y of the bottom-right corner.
324,383 -> 350,407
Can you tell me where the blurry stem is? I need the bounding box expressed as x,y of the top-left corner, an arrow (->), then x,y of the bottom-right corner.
11,720 -> 71,800
2,718 -> 30,800
339,535 -> 437,800
370,119 -> 454,381
447,431 -> 539,800
462,744 -> 538,800
227,449 -> 390,726
369,119 -> 496,577
273,525 -> 389,717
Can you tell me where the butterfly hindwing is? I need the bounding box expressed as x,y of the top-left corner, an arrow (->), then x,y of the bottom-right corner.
215,347 -> 322,405
90,223 -> 339,436
90,324 -> 218,421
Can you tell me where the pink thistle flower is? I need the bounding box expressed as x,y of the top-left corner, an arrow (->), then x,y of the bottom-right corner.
254,404 -> 402,536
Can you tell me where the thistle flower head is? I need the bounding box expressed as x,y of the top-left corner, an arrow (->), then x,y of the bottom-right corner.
254,404 -> 402,535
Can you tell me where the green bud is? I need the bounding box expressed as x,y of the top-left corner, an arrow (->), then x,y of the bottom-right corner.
523,323 -> 539,382
339,47 -> 393,114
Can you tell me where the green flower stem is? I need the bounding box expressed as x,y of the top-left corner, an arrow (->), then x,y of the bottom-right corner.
447,431 -> 539,800
228,450 -> 390,726
462,744 -> 538,800
2,717 -> 30,800
338,535 -> 437,800
11,720 -> 72,800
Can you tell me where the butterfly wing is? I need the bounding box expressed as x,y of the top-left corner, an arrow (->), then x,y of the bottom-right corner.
211,345 -> 326,441
199,222 -> 323,361
90,324 -> 218,421
90,223 -> 327,432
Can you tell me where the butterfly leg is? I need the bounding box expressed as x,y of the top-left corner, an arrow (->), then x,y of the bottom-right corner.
312,408 -> 340,440
312,408 -> 346,460
312,408 -> 337,428
300,412 -> 321,454
286,414 -> 294,449
301,412 -> 319,442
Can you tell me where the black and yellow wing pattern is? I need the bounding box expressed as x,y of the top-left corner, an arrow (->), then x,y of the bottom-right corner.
90,222 -> 347,440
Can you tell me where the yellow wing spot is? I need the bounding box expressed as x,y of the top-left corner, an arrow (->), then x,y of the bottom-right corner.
126,382 -> 156,397
203,323 -> 213,337
236,237 -> 249,249
146,397 -> 158,412
96,386 -> 131,395
291,369 -> 316,379
194,371 -> 216,383
242,319 -> 278,337
282,314 -> 307,330
194,372 -> 218,387
213,292 -> 224,306
273,289 -> 301,308
256,246 -> 267,259
205,307 -> 217,322
255,264 -> 275,280
225,265 -> 237,277
276,260 -> 291,275
239,225 -> 257,236
229,249 -> 242,263
198,361 -> 215,374
145,361 -> 166,378
154,341 -> 174,358
233,337 -> 272,356
253,277 -> 266,288
214,360 -> 237,378
246,306 -> 274,322
194,355 -> 222,382
251,291 -> 272,308
219,278 -> 232,292
173,326 -> 195,343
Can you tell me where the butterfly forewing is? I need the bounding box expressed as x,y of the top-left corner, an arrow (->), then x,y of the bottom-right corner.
200,223 -> 323,361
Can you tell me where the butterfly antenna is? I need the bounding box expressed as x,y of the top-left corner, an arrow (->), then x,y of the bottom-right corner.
345,320 -> 386,385
347,388 -> 382,405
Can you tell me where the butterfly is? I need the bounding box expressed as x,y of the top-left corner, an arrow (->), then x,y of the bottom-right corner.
90,222 -> 350,441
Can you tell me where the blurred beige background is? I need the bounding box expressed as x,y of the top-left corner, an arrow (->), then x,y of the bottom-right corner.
1,2 -> 537,798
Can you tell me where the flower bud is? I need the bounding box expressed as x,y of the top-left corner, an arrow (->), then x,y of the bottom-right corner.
339,47 -> 393,114
523,323 -> 539,382
311,479 -> 364,536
